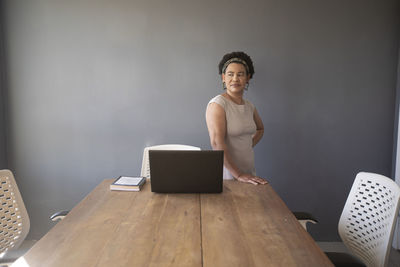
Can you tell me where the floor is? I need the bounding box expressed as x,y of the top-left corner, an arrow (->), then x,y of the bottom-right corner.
388,247 -> 400,267
317,242 -> 400,267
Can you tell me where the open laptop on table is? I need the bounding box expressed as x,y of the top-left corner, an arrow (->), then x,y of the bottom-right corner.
149,150 -> 223,193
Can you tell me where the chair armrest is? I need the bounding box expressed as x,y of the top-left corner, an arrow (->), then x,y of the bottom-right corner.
292,211 -> 318,223
292,211 -> 318,231
50,210 -> 69,222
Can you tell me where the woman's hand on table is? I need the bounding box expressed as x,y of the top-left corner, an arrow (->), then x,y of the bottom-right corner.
236,174 -> 268,185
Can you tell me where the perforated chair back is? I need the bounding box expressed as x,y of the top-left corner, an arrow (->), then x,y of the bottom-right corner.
0,170 -> 30,254
140,144 -> 201,178
338,172 -> 400,267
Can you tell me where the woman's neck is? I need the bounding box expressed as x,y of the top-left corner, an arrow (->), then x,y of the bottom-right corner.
225,92 -> 244,105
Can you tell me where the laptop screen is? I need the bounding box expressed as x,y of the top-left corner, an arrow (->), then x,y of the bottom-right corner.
149,150 -> 223,193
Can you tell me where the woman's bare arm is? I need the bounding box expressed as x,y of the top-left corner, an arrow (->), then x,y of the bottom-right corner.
206,102 -> 266,185
206,103 -> 242,178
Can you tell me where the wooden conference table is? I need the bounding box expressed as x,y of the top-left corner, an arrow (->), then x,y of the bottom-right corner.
13,180 -> 333,267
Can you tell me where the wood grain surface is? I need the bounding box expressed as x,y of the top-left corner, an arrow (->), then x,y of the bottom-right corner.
12,179 -> 332,267
201,181 -> 333,267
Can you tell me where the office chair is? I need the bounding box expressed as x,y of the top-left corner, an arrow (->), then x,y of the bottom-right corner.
140,144 -> 201,178
0,170 -> 31,266
325,172 -> 400,267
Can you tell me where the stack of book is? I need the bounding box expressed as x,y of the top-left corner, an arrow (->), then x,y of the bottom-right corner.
110,176 -> 146,191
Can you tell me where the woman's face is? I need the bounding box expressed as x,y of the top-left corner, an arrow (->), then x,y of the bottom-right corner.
222,63 -> 250,94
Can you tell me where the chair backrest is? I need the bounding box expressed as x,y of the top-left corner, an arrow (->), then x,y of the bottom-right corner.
0,170 -> 30,254
140,144 -> 201,178
338,172 -> 400,267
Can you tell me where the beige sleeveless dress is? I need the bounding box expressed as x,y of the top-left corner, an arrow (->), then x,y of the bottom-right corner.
207,95 -> 257,179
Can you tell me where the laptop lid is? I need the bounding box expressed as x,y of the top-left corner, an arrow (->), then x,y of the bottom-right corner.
149,150 -> 223,193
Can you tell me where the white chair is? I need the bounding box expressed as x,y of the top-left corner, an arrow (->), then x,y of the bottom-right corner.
0,170 -> 31,266
326,172 -> 400,267
140,144 -> 201,179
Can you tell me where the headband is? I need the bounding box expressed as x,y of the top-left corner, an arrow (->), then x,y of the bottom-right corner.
222,58 -> 250,75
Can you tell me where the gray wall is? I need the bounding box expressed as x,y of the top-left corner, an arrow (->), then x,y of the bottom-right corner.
0,6 -> 6,170
2,0 -> 399,241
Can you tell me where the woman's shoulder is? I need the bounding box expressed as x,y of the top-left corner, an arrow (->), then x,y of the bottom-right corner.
209,94 -> 226,103
208,94 -> 227,108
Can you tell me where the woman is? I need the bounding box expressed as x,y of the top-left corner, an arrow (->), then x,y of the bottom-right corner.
206,51 -> 267,185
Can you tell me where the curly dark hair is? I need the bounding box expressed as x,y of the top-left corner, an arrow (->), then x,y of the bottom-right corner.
218,51 -> 255,78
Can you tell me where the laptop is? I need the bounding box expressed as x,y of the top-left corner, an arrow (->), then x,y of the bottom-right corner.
149,150 -> 223,193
